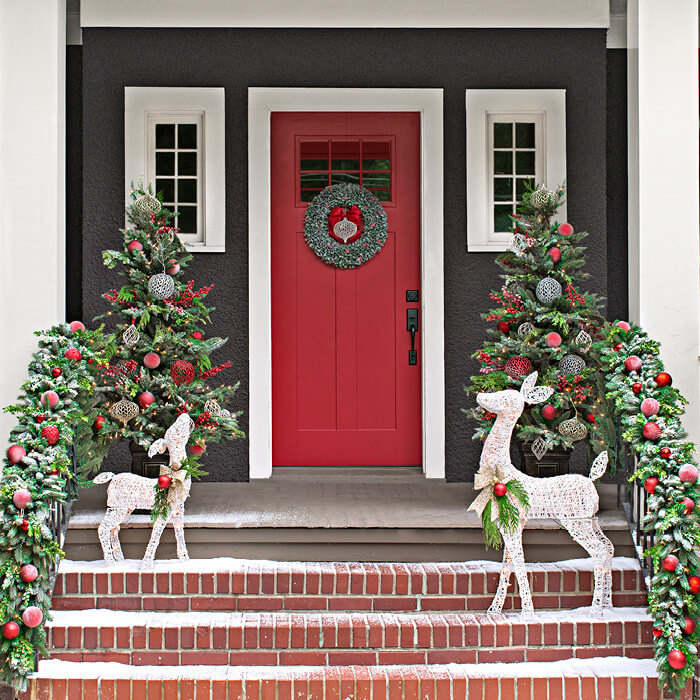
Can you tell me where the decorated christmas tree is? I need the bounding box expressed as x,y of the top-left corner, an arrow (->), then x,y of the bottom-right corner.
466,184 -> 607,461
94,185 -> 243,454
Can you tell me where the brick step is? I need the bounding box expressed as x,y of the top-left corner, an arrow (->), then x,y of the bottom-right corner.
47,607 -> 653,667
22,657 -> 690,700
52,557 -> 647,613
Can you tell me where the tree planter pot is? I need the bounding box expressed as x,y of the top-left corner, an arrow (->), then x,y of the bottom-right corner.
517,440 -> 572,478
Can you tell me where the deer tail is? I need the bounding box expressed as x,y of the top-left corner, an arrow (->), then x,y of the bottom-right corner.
589,452 -> 609,481
93,472 -> 115,485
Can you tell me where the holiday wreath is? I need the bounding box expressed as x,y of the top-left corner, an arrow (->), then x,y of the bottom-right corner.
303,183 -> 388,268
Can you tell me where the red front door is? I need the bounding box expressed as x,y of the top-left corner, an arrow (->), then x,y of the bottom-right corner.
271,112 -> 421,466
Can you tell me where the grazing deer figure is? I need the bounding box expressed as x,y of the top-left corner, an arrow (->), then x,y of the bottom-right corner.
469,372 -> 613,618
94,413 -> 194,566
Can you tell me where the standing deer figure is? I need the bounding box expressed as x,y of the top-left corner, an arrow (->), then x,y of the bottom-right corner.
468,372 -> 613,618
94,413 -> 194,566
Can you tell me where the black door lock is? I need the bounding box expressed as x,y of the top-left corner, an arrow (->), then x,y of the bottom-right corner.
407,309 -> 418,365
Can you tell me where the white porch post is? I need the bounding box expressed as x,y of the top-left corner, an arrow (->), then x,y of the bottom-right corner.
0,2 -> 66,448
627,1 -> 700,447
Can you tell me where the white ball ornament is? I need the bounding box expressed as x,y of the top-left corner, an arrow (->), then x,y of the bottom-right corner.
148,273 -> 175,300
535,277 -> 563,304
529,186 -> 557,209
679,464 -> 699,483
559,354 -> 586,375
517,322 -> 535,337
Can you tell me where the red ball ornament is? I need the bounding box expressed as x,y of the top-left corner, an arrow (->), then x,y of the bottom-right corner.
655,372 -> 673,388
689,576 -> 700,594
21,606 -> 43,628
166,259 -> 180,275
6,446 -> 26,465
157,475 -> 172,489
652,627 -> 663,638
493,482 -> 508,498
624,356 -> 642,373
127,240 -> 143,253
41,425 -> 60,445
640,398 -> 660,417
35,414 -> 46,423
679,464 -> 699,484
40,390 -> 59,409
68,320 -> 86,332
545,332 -> 562,348
51,367 -> 62,378
20,564 -> 38,583
616,321 -> 631,331
660,448 -> 672,459
668,650 -> 687,670
682,497 -> 696,515
189,444 -> 205,456
143,352 -> 161,370
662,555 -> 680,572
170,360 -> 196,386
2,622 -> 19,640
64,348 -> 81,362
496,321 -> 510,333
12,489 -> 32,509
643,477 -> 659,494
613,343 -> 623,351
548,247 -> 562,264
683,617 -> 697,635
138,391 -> 155,409
19,519 -> 29,531
191,331 -> 204,340
631,383 -> 643,395
504,356 -> 533,379
557,223 -> 574,237
642,422 -> 661,441
93,416 -> 106,431
541,404 -> 558,420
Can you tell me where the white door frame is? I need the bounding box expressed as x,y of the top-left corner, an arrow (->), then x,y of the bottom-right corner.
248,88 -> 445,479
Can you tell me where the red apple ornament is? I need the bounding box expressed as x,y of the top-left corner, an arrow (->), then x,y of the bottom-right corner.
21,606 -> 43,628
189,444 -> 205,455
668,650 -> 687,670
157,475 -> 172,489
613,343 -> 623,351
68,320 -> 86,332
6,446 -> 26,465
493,482 -> 508,498
624,356 -> 642,373
127,240 -> 143,253
2,622 -> 19,640
19,519 -> 29,531
20,564 -> 38,583
138,391 -> 155,409
35,414 -> 46,423
143,352 -> 161,369
662,555 -> 680,572
40,391 -> 59,409
679,464 -> 699,483
93,416 -> 106,431
643,477 -> 659,494
652,627 -> 663,638
12,489 -> 32,509
41,425 -> 60,445
191,331 -> 204,340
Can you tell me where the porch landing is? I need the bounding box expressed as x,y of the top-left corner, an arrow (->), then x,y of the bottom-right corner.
65,468 -> 633,562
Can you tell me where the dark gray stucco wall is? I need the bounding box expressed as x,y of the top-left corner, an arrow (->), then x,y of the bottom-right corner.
80,28 -> 608,482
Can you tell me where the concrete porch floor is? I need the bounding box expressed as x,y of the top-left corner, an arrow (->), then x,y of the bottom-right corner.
65,468 -> 633,562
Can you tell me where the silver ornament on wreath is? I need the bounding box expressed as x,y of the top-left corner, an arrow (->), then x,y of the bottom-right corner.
531,436 -> 550,460
122,325 -> 140,348
134,192 -> 162,216
148,273 -> 175,300
535,277 -> 563,304
109,398 -> 139,426
574,330 -> 592,353
529,186 -> 557,209
204,399 -> 222,417
558,417 -> 588,441
517,322 -> 536,338
559,354 -> 586,375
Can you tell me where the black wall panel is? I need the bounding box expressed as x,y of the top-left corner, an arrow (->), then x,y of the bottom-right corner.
80,28 -> 609,481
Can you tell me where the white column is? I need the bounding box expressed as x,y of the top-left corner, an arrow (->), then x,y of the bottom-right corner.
0,1 -> 66,448
628,0 -> 700,447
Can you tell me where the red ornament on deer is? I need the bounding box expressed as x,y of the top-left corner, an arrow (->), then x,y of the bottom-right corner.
493,483 -> 508,498
157,475 -> 172,489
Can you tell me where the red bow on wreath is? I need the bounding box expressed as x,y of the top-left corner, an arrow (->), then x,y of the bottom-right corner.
328,205 -> 363,244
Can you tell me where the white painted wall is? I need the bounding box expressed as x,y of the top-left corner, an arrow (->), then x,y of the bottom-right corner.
0,1 -> 66,448
627,0 -> 700,447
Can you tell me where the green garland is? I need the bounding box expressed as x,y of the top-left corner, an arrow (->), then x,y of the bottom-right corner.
600,323 -> 699,695
303,184 -> 388,268
0,325 -> 108,690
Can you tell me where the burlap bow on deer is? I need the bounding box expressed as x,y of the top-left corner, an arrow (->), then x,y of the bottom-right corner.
468,461 -> 518,521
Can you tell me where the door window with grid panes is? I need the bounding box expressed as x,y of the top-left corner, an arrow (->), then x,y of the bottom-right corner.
148,114 -> 203,241
488,115 -> 543,234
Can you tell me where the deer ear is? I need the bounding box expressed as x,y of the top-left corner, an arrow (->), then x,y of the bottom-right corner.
524,386 -> 555,405
520,371 -> 539,396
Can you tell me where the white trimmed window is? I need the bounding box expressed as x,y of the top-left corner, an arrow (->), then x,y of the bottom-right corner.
466,89 -> 567,252
125,87 -> 226,252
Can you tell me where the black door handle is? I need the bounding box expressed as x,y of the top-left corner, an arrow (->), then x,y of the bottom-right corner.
407,309 -> 418,365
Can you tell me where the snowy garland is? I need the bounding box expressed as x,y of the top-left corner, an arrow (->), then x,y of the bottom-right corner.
0,325 -> 107,691
303,184 -> 388,268
601,323 -> 699,695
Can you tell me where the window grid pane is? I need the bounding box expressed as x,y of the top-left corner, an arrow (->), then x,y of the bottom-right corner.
155,122 -> 199,234
492,121 -> 536,232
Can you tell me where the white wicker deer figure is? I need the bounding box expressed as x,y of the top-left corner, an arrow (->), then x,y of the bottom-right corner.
94,413 -> 194,566
468,372 -> 613,618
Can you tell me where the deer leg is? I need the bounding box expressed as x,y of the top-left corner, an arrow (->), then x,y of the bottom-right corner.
172,502 -> 189,562
560,518 -> 608,615
488,538 -> 514,615
142,516 -> 168,567
110,508 -> 133,562
592,518 -> 614,610
501,524 -> 534,619
99,507 -> 128,565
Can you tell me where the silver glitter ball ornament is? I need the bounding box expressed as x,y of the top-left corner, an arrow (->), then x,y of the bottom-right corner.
535,277 -> 563,304
517,322 -> 536,337
134,193 -> 162,216
529,186 -> 557,209
559,354 -> 586,375
148,273 -> 175,300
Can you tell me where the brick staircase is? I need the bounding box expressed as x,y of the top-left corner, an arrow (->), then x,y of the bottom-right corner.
20,557 -> 691,699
